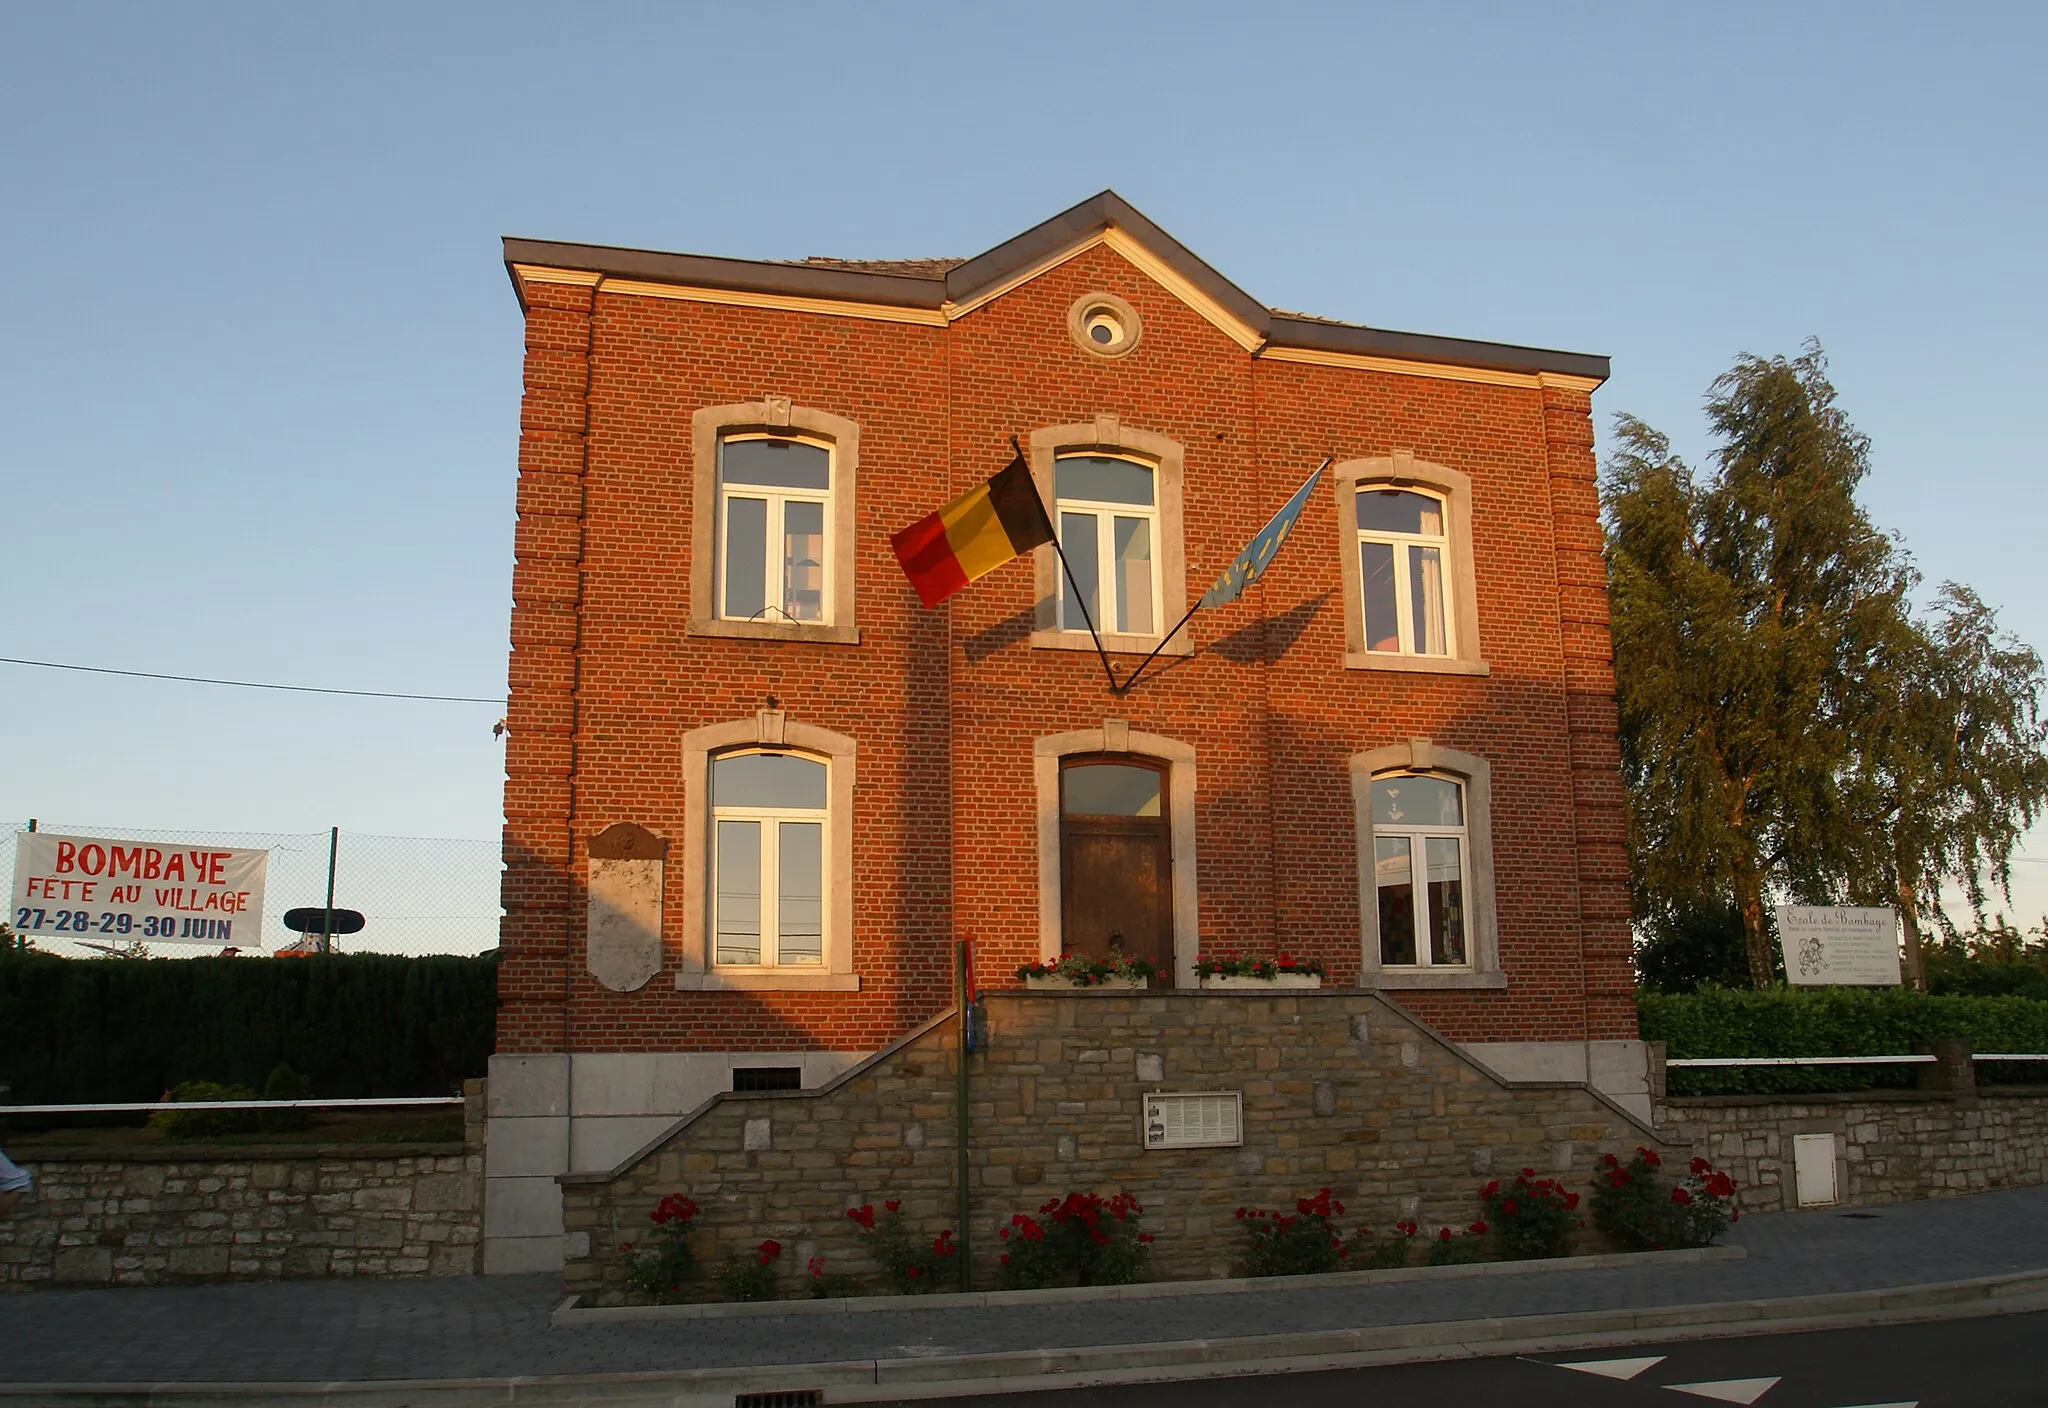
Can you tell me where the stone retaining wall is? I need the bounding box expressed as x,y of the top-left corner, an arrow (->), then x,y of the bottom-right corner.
1658,1086 -> 2048,1214
560,991 -> 1679,1304
0,1085 -> 486,1290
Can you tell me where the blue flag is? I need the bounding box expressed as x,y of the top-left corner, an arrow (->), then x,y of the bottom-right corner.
1200,460 -> 1329,608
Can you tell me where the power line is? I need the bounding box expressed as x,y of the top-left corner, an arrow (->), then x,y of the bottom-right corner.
0,656 -> 503,705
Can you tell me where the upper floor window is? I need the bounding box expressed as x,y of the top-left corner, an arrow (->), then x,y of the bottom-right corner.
717,435 -> 832,625
1055,453 -> 1159,637
711,749 -> 827,968
1370,772 -> 1469,968
1357,488 -> 1451,657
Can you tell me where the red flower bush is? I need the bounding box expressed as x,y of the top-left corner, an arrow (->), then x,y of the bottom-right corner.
847,1198 -> 956,1294
1479,1170 -> 1578,1259
1592,1149 -> 1739,1250
999,1191 -> 1151,1288
621,1191 -> 701,1302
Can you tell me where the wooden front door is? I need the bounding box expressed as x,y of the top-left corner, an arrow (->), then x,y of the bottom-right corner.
1059,757 -> 1173,982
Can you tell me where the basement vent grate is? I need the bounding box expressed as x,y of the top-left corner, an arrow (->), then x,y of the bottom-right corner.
1142,1091 -> 1243,1149
734,1392 -> 823,1408
732,1067 -> 803,1092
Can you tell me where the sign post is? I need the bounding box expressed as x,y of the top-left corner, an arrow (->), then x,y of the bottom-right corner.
1776,906 -> 1903,987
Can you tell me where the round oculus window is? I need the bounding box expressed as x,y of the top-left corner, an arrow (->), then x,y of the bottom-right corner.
1067,292 -> 1142,359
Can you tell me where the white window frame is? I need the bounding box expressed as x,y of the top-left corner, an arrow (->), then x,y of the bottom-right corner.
1333,454 -> 1487,677
1369,770 -> 1472,969
689,399 -> 860,646
1350,740 -> 1505,990
678,711 -> 859,992
715,432 -> 834,628
1355,488 -> 1454,658
1028,418 -> 1192,658
1053,452 -> 1162,639
710,748 -> 830,970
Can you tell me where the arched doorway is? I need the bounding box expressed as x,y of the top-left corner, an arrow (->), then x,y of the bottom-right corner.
1059,755 -> 1173,981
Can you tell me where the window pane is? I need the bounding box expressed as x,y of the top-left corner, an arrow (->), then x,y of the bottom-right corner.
1060,510 -> 1100,630
723,438 -> 829,490
1063,763 -> 1161,816
1113,516 -> 1154,634
1409,545 -> 1447,655
722,496 -> 768,619
1371,775 -> 1463,827
1375,836 -> 1416,965
1360,540 -> 1399,652
777,821 -> 824,965
713,752 -> 828,809
1357,488 -> 1442,536
1426,836 -> 1467,965
782,499 -> 825,622
1055,455 -> 1154,506
714,820 -> 762,964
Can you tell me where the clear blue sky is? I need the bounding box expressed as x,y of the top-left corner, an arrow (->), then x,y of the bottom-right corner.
3,3 -> 2043,921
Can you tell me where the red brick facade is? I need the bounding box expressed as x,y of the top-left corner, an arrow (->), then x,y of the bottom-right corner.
498,196 -> 1634,1062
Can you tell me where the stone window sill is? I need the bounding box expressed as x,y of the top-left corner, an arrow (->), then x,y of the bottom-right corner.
1343,651 -> 1490,677
686,618 -> 861,647
675,971 -> 861,992
1362,969 -> 1508,990
1031,627 -> 1193,658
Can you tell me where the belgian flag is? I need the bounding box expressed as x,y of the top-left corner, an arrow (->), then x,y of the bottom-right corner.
891,451 -> 1055,608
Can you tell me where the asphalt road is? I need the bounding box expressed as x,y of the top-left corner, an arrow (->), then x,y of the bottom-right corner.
873,1310 -> 2048,1408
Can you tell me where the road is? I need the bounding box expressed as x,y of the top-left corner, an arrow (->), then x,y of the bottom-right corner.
873,1310 -> 2048,1408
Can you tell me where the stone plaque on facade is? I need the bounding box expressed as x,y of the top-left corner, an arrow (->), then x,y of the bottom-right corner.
587,823 -> 666,992
1777,905 -> 1902,986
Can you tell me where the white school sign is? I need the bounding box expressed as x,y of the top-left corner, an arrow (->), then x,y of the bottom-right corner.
10,832 -> 269,947
1777,905 -> 1903,986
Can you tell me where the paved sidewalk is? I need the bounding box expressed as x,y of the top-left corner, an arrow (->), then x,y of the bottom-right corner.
2,1183 -> 2045,1386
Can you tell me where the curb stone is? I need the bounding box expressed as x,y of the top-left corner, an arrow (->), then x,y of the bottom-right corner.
552,1242 -> 1748,1324
1,1268 -> 2043,1407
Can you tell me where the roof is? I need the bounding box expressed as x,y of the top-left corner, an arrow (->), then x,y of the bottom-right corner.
504,192 -> 1607,385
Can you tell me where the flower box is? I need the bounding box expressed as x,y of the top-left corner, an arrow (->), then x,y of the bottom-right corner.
1024,974 -> 1149,991
1199,973 -> 1322,990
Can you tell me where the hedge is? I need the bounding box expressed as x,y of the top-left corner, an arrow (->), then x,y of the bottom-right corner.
0,950 -> 496,1106
1638,987 -> 2048,1095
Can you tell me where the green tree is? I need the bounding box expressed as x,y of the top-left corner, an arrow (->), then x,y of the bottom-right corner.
1604,344 -> 1912,989
1840,587 -> 2048,987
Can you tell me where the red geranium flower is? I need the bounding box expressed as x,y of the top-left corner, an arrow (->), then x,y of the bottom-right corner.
847,1204 -> 876,1230
1670,1187 -> 1693,1205
885,1200 -> 901,1213
757,1238 -> 782,1264
1468,1221 -> 1488,1236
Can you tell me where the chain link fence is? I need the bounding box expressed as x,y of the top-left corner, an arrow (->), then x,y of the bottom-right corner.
3,821 -> 501,958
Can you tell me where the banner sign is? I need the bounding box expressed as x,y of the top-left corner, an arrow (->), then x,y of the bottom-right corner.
1777,905 -> 1902,986
10,833 -> 269,947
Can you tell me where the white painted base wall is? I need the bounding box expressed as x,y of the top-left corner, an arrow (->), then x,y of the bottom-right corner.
1458,1040 -> 1654,1123
482,1049 -> 869,1274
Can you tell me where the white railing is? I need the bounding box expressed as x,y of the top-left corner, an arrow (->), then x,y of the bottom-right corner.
1667,1054 -> 2046,1068
0,1097 -> 464,1114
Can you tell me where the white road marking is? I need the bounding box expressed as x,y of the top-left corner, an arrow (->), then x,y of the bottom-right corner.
1666,1378 -> 1782,1404
1553,1356 -> 1669,1381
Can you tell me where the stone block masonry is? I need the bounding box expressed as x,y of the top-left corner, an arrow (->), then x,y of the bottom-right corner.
559,991 -> 1681,1304
1659,1087 -> 2048,1214
0,1084 -> 486,1291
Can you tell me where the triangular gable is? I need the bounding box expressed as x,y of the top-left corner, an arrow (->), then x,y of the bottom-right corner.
940,191 -> 1272,352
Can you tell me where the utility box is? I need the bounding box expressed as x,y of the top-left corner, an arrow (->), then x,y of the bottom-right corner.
1793,1132 -> 1839,1207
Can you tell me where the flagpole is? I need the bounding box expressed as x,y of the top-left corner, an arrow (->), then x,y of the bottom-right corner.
1114,594 -> 1207,697
1049,533 -> 1125,694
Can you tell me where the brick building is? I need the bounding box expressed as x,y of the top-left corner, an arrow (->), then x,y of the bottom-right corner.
487,193 -> 1644,1273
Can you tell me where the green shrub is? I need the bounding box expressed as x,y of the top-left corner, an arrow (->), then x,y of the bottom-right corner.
1425,1224 -> 1486,1265
149,1081 -> 262,1139
0,950 -> 496,1106
1591,1148 -> 1740,1250
1639,987 -> 2048,1095
259,1063 -> 313,1132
